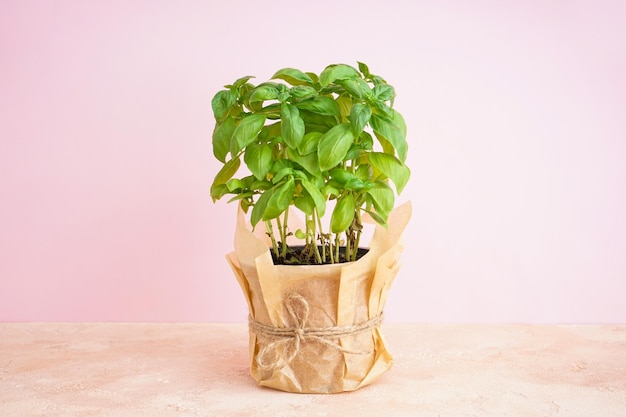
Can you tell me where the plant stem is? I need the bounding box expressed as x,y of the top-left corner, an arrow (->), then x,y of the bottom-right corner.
265,220 -> 279,259
315,210 -> 327,264
352,208 -> 363,261
282,209 -> 289,258
275,215 -> 285,259
311,212 -> 322,264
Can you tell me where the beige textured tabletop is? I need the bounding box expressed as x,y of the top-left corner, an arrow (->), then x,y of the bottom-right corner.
1,323 -> 625,416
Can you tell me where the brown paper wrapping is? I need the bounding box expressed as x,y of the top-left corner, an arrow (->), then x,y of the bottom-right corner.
226,201 -> 412,393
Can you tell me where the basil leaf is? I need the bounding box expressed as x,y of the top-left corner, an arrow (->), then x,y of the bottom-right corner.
231,114 -> 266,155
212,116 -> 236,162
294,195 -> 315,215
281,103 -> 305,149
231,75 -> 254,89
366,184 -> 394,219
287,149 -> 318,176
317,123 -> 354,171
296,96 -> 341,117
264,177 -> 295,220
290,85 -> 318,99
298,131 -> 322,155
211,89 -> 237,121
251,188 -> 273,226
368,152 -> 411,194
349,103 -> 372,136
370,110 -> 408,162
210,157 -> 241,201
372,84 -> 395,101
319,64 -> 360,87
272,68 -> 314,86
300,178 -> 326,217
330,194 -> 355,233
248,85 -> 279,104
244,142 -> 273,181
357,62 -> 370,77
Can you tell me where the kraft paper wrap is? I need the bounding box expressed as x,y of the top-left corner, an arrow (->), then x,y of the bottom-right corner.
226,201 -> 412,393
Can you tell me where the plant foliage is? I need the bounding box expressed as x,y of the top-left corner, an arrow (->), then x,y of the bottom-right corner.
210,62 -> 410,264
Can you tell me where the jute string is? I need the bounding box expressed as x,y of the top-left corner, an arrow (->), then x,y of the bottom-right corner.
248,293 -> 383,371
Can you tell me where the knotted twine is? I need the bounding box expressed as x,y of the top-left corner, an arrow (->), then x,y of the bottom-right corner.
248,293 -> 383,371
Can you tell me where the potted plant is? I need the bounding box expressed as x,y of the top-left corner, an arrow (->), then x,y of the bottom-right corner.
210,62 -> 412,393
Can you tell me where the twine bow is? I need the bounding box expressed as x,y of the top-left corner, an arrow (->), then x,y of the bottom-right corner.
248,293 -> 383,371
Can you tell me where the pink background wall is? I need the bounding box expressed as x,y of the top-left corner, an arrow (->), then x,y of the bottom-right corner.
1,0 -> 625,323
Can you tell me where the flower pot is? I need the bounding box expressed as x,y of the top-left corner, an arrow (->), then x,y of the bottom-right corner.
226,202 -> 411,393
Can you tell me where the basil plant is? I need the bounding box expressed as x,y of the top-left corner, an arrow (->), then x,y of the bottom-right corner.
211,62 -> 410,265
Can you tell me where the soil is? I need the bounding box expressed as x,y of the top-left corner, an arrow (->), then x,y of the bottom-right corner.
270,245 -> 369,265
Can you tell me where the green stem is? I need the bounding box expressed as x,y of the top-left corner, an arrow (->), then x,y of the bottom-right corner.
311,211 -> 322,264
282,209 -> 289,258
265,220 -> 279,259
352,208 -> 363,261
275,215 -> 285,259
316,210 -> 327,263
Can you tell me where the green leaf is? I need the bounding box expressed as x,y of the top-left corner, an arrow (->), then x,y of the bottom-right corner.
372,84 -> 395,101
231,114 -> 266,155
345,143 -> 362,161
323,184 -> 340,198
287,149 -> 318,176
244,142 -> 273,180
337,77 -> 371,99
210,157 -> 241,201
359,131 -> 374,150
272,166 -> 293,184
370,100 -> 393,118
299,111 -> 336,132
317,123 -> 354,171
211,90 -> 237,121
349,103 -> 372,136
330,169 -> 358,185
336,95 -> 352,120
364,208 -> 386,227
232,75 -> 254,89
210,184 -> 228,201
271,159 -> 294,173
272,68 -> 314,86
281,103 -> 305,148
366,185 -> 394,219
330,194 -> 356,233
357,62 -> 370,77
300,178 -> 326,217
355,163 -> 372,180
370,110 -> 408,162
368,152 -> 411,194
345,177 -> 368,191
226,191 -> 253,204
254,103 -> 282,119
251,188 -> 273,226
248,85 -> 279,104
372,84 -> 396,101
264,177 -> 295,220
296,96 -> 341,117
212,116 -> 236,162
258,121 -> 282,141
298,131 -> 322,155
290,85 -> 318,99
226,178 -> 245,192
319,64 -> 360,87
294,196 -> 314,215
